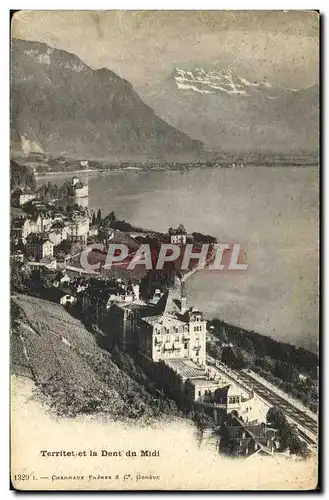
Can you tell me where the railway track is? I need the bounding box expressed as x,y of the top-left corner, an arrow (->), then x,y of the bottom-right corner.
232,369 -> 318,436
298,429 -> 316,446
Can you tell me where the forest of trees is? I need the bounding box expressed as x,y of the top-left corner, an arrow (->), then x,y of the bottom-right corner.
10,161 -> 73,202
266,406 -> 310,458
191,232 -> 217,244
10,160 -> 36,191
37,180 -> 71,200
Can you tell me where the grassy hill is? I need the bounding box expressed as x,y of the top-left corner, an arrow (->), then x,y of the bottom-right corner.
11,294 -> 179,422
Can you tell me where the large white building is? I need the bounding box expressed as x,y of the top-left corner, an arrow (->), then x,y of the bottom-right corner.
139,294 -> 207,366
110,279 -> 207,366
108,278 -> 269,425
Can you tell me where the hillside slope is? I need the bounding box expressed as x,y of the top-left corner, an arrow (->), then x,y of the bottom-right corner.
11,39 -> 203,160
11,294 -> 179,421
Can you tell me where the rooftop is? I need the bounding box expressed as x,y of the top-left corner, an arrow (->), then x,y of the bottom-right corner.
27,234 -> 53,245
114,299 -> 148,310
12,218 -> 29,229
50,221 -> 65,230
188,378 -> 220,387
142,312 -> 185,328
164,358 -> 207,380
156,282 -> 182,315
12,187 -> 36,196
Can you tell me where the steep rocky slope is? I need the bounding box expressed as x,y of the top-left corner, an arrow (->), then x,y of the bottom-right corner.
11,39 -> 203,160
11,294 -> 179,421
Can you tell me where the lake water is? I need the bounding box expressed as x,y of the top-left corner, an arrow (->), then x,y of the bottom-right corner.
39,166 -> 319,352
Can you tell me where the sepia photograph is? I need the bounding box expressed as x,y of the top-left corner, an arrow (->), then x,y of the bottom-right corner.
10,9 -> 319,491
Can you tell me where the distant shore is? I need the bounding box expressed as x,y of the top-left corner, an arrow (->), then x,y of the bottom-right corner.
34,162 -> 318,180
35,169 -> 101,178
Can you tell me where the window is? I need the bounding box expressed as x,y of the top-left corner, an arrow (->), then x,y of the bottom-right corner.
184,342 -> 188,349
198,390 -> 201,397
175,335 -> 179,341
229,396 -> 240,404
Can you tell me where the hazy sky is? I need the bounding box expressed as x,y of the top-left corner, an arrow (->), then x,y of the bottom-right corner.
12,10 -> 319,90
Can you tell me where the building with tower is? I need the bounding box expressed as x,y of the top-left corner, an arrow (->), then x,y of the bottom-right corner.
138,281 -> 207,365
109,276 -> 206,366
68,176 -> 89,198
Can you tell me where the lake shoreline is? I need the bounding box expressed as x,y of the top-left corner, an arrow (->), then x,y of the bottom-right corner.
35,163 -> 319,180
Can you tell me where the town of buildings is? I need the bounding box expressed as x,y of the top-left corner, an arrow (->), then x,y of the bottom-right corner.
11,178 -> 90,265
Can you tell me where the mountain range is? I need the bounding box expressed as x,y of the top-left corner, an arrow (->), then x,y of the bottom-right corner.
11,39 -> 203,160
138,67 -> 319,153
11,39 -> 319,159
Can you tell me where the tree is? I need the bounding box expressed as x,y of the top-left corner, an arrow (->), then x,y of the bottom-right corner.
108,211 -> 116,223
55,239 -> 72,256
192,409 -> 214,431
274,360 -> 298,383
11,262 -> 31,293
266,406 -> 287,430
221,345 -> 246,369
10,160 -> 36,192
241,337 -> 255,354
266,407 -> 310,458
96,209 -> 102,224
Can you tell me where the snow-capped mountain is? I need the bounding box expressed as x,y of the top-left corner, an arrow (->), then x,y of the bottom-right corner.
173,68 -> 292,98
138,66 -> 319,153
